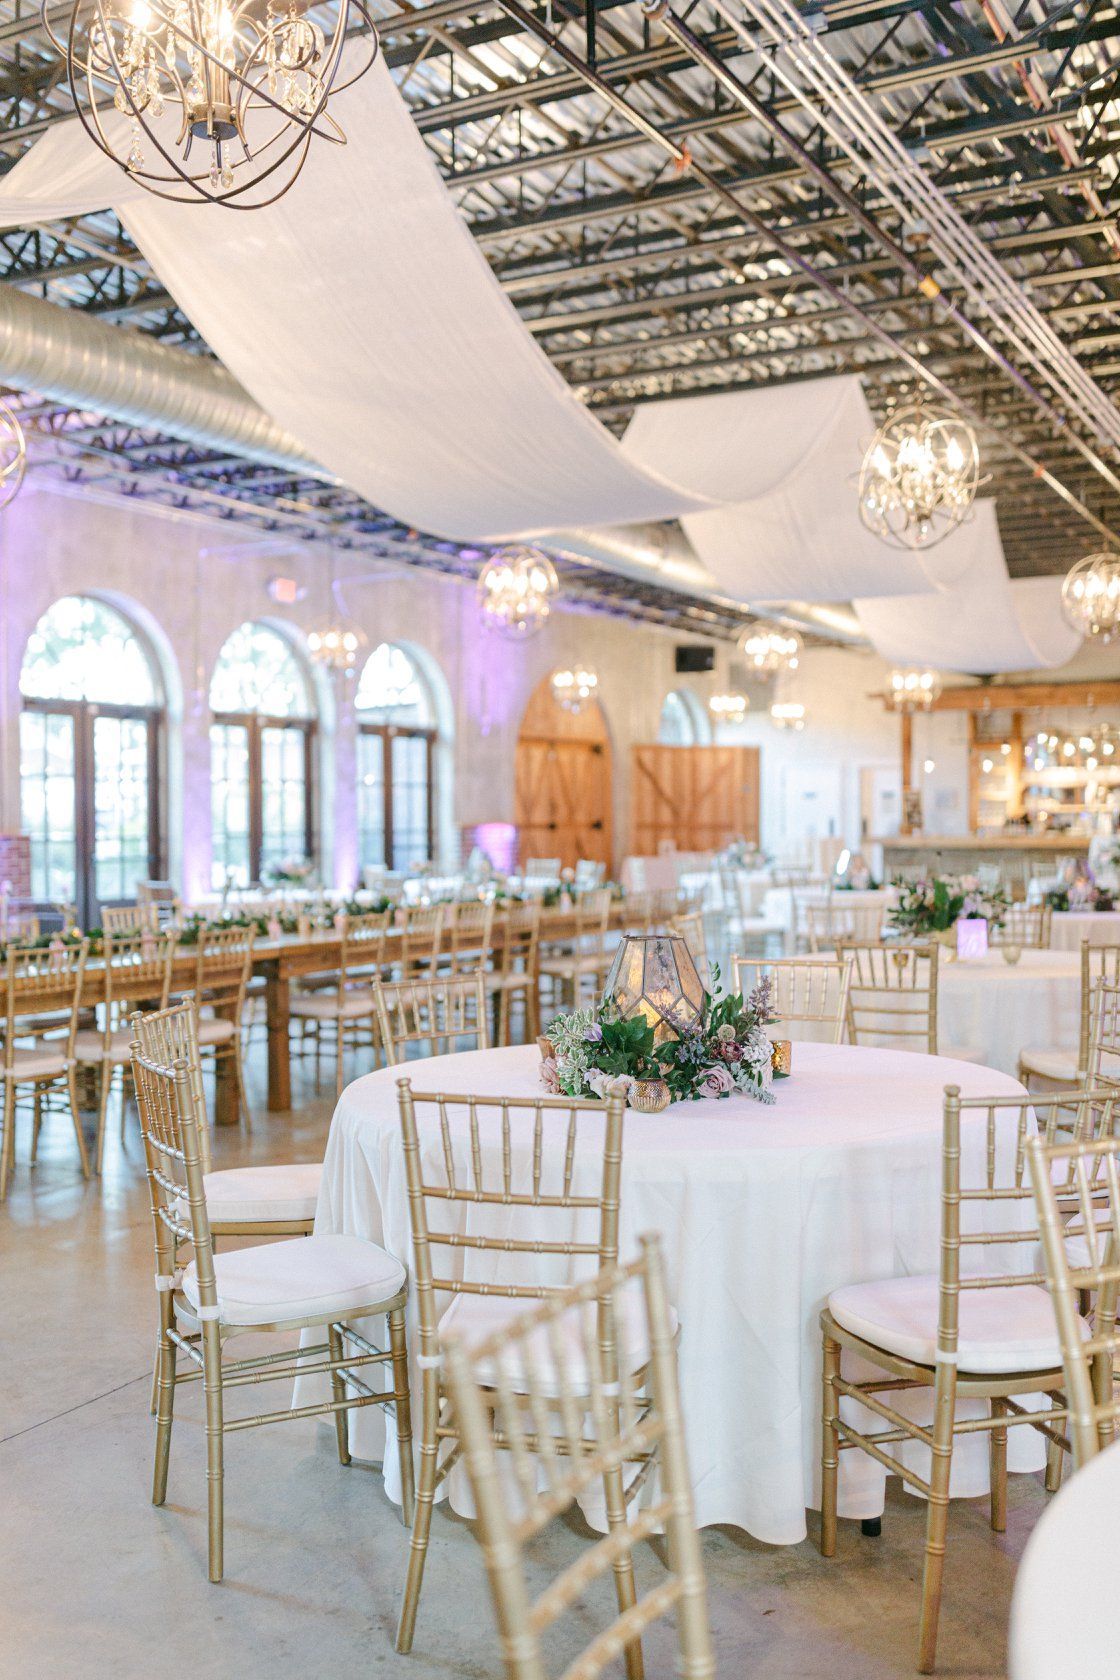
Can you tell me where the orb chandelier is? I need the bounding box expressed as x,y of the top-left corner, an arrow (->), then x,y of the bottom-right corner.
859,404 -> 982,550
48,0 -> 379,207
770,701 -> 806,731
885,667 -> 942,712
1061,552 -> 1120,643
306,622 -> 366,674
477,547 -> 559,639
738,623 -> 801,676
550,667 -> 598,715
709,692 -> 748,725
0,399 -> 26,509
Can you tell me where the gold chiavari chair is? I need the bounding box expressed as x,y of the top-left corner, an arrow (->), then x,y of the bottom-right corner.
185,924 -> 254,1127
394,1078 -> 630,1657
445,899 -> 496,976
837,941 -> 951,1059
992,903 -> 1052,949
137,879 -> 181,927
441,1231 -> 714,1680
538,886 -> 613,1009
1028,1126 -> 1120,1469
1087,977 -> 1120,1087
100,902 -> 159,936
74,927 -> 177,1172
1,939 -> 90,1198
486,900 -> 541,1046
622,890 -> 655,934
732,955 -> 851,1044
131,1032 -> 413,1584
806,900 -> 888,953
397,903 -> 446,981
820,1085 -> 1120,1672
289,910 -> 389,1097
1018,940 -> 1120,1088
373,973 -> 489,1065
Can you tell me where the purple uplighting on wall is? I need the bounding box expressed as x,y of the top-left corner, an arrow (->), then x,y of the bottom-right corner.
469,822 -> 518,874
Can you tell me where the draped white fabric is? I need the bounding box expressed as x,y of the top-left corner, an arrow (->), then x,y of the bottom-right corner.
623,377 -> 974,602
854,502 -> 1082,673
0,72 -> 1005,605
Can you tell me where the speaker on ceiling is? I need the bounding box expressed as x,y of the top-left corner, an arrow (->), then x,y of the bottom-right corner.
674,645 -> 715,673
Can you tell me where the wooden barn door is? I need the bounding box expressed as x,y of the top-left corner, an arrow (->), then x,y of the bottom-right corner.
514,680 -> 612,870
631,744 -> 760,854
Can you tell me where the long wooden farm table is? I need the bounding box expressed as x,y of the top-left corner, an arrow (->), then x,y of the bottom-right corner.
26,903 -> 633,1125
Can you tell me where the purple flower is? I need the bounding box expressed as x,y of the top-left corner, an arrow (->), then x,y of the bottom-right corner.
699,1064 -> 734,1098
583,1023 -> 603,1044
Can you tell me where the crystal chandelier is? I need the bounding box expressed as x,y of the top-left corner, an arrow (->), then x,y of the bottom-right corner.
477,547 -> 559,639
306,622 -> 366,674
885,667 -> 942,712
770,701 -> 806,731
1061,552 -> 1120,643
859,404 -> 982,550
49,0 -> 379,206
739,623 -> 801,676
0,399 -> 26,509
709,692 -> 748,725
550,667 -> 598,715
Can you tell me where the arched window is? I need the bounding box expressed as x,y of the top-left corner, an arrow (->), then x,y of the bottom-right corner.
210,623 -> 316,888
658,689 -> 710,746
355,643 -> 435,871
20,595 -> 164,923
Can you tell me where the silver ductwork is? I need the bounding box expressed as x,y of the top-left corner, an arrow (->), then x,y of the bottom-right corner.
0,282 -> 865,644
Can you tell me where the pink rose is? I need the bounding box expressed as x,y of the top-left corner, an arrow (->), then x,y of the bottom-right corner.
699,1065 -> 734,1098
539,1057 -> 560,1095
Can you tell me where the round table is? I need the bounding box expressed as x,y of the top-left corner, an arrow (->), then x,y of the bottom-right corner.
937,948 -> 1080,1073
1010,1439 -> 1120,1680
1049,909 -> 1120,951
310,1040 -> 1038,1545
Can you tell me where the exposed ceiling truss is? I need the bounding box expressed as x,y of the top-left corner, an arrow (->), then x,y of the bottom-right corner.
0,0 -> 1119,631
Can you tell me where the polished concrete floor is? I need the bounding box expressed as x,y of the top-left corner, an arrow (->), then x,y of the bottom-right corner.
1,1045 -> 1040,1679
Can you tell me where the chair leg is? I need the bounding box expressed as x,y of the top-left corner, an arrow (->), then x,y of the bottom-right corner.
30,1085 -> 43,1164
388,1305 -> 415,1527
152,1322 -> 177,1505
988,1398 -> 1008,1533
917,1373 -> 956,1674
0,1080 -> 15,1200
65,1068 -> 90,1179
232,1042 -> 252,1131
328,1325 -> 351,1466
602,1459 -> 645,1680
335,1025 -> 346,1101
1044,1430 -> 1064,1494
95,1062 -> 112,1175
396,1371 -> 440,1653
820,1330 -> 841,1556
202,1322 -> 225,1584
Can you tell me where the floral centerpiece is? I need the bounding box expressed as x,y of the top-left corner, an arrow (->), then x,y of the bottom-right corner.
888,874 -> 1008,939
265,857 -> 317,887
540,967 -> 779,1108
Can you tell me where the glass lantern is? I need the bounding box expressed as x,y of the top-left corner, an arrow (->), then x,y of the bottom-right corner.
604,933 -> 705,1043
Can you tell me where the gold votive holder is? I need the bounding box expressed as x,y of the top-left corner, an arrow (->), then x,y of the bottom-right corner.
536,1035 -> 556,1061
770,1038 -> 792,1079
630,1078 -> 672,1113
1000,944 -> 1022,966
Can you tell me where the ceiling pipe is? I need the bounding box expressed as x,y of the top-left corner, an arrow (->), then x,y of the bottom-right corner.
0,278 -> 864,645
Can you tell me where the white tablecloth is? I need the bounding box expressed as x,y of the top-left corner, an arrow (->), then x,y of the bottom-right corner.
310,1040 -> 1037,1545
1049,910 -> 1120,951
938,949 -> 1080,1072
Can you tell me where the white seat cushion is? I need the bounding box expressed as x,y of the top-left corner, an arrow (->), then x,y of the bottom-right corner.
181,1232 -> 405,1327
1020,1046 -> 1079,1082
74,1026 -> 135,1064
3,1045 -> 69,1080
438,1288 -> 677,1393
828,1273 -> 1087,1374
290,991 -> 375,1021
204,1162 -> 323,1224
196,1014 -> 237,1045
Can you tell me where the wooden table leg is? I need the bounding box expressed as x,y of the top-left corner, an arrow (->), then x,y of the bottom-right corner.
214,1049 -> 240,1128
267,971 -> 292,1113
